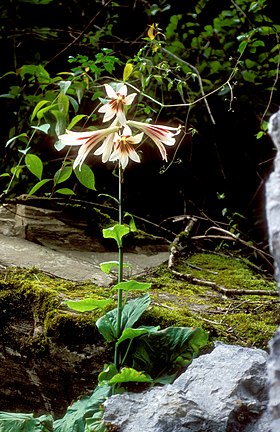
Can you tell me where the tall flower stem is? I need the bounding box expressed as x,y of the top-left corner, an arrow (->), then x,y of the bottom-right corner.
114,163 -> 124,369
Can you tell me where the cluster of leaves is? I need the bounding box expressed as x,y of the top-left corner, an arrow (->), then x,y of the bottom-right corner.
127,0 -> 280,129
1,0 -> 279,206
0,49 -> 122,197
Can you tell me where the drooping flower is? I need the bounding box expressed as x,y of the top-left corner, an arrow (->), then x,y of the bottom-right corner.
127,120 -> 181,161
58,124 -> 119,170
109,125 -> 144,169
98,84 -> 137,126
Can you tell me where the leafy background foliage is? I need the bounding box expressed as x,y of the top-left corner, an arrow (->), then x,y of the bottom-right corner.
0,0 -> 280,249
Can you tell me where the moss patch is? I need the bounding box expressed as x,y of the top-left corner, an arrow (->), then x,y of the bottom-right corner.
0,251 -> 278,354
143,252 -> 279,349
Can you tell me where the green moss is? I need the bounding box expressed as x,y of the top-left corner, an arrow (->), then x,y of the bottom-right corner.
143,252 -> 279,349
0,251 -> 278,353
0,267 -> 112,352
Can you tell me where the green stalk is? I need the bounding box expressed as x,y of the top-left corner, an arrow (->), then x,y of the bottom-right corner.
114,163 -> 123,369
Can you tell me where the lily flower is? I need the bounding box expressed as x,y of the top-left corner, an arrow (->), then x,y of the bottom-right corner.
58,124 -> 119,170
127,120 -> 181,161
98,84 -> 137,126
109,125 -> 144,169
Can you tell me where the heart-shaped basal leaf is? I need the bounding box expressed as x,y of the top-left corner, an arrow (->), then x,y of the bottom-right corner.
132,326 -> 208,378
108,367 -> 152,384
116,325 -> 160,346
96,294 -> 151,342
65,298 -> 113,312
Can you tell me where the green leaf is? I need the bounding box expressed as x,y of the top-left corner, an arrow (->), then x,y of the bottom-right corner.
51,109 -> 67,137
31,124 -> 51,134
116,326 -> 160,346
54,140 -> 66,151
54,165 -> 73,185
53,385 -> 110,432
11,165 -> 23,179
67,114 -> 87,130
74,163 -> 96,190
99,261 -> 130,274
109,367 -> 152,384
58,92 -> 69,115
65,298 -> 113,312
123,63 -> 134,82
241,70 -> 256,82
0,412 -> 53,431
132,326 -> 208,378
28,179 -> 52,196
67,95 -> 79,113
102,224 -> 130,248
30,100 -> 50,122
58,80 -> 71,95
5,133 -> 28,147
238,40 -> 248,54
112,280 -> 151,292
98,363 -> 118,384
55,188 -> 76,195
96,294 -> 151,342
37,104 -> 57,120
98,193 -> 119,205
256,131 -> 265,139
124,212 -> 137,232
25,154 -> 43,180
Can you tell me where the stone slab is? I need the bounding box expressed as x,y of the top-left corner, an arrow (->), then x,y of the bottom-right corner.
0,233 -> 169,285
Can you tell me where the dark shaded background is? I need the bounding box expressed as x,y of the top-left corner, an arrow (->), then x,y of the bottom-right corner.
0,0 -> 279,254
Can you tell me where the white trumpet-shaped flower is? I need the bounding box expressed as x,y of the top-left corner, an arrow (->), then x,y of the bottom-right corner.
58,124 -> 119,170
109,125 -> 144,169
98,84 -> 137,126
127,120 -> 181,161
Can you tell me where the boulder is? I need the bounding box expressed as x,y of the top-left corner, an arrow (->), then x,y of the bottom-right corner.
104,342 -> 270,432
266,108 -> 280,431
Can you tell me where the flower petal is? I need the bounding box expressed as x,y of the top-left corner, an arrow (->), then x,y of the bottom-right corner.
127,147 -> 141,163
122,125 -> 132,136
117,84 -> 128,97
116,107 -> 127,127
124,93 -> 137,106
104,83 -> 117,99
94,133 -> 115,163
127,132 -> 144,145
73,142 -> 96,169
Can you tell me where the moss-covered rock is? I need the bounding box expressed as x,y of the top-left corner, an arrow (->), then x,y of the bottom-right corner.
144,252 -> 279,349
0,250 -> 278,416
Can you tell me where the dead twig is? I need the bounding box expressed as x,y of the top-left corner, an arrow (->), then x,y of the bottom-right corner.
168,216 -> 197,269
169,268 -> 278,297
192,226 -> 274,271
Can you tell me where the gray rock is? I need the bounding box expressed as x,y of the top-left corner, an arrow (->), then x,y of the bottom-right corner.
104,342 -> 270,432
266,108 -> 280,293
266,108 -> 280,431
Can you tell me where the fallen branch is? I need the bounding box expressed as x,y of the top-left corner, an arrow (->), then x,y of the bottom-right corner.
168,219 -> 278,297
169,268 -> 278,297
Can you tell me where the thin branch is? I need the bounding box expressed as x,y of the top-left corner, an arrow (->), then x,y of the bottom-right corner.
45,0 -> 113,67
125,36 -> 252,111
192,226 -> 274,271
260,31 -> 280,125
161,47 -> 216,125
